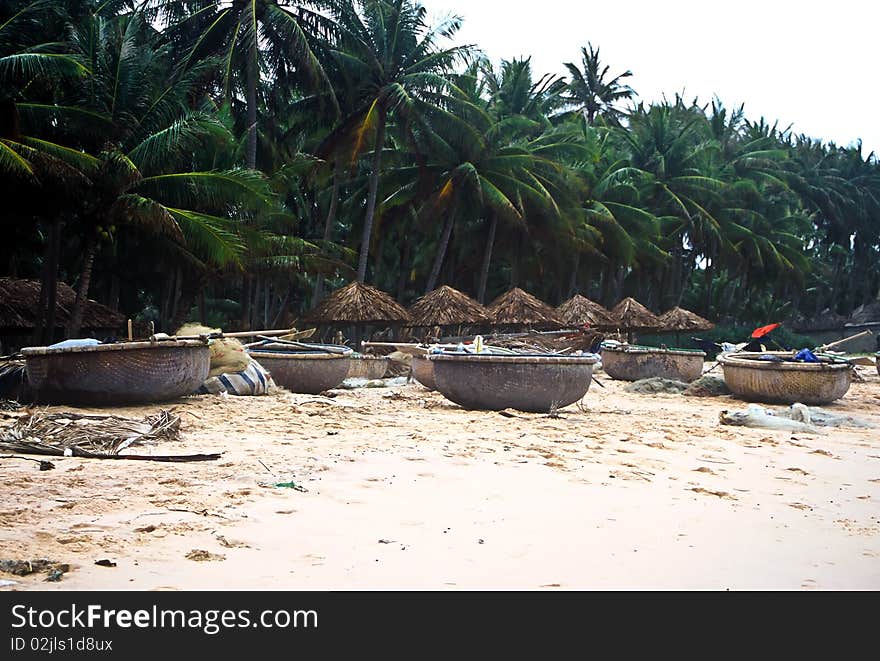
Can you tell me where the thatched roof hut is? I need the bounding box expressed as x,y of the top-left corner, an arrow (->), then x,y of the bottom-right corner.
609,297 -> 662,330
487,288 -> 563,327
0,278 -> 124,333
407,285 -> 489,327
304,281 -> 410,324
556,294 -> 617,328
658,306 -> 714,332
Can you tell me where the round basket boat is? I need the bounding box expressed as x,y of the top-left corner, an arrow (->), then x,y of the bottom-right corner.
718,351 -> 853,405
876,352 -> 880,377
431,353 -> 599,413
22,340 -> 210,405
247,344 -> 352,394
410,354 -> 436,391
347,355 -> 390,380
601,345 -> 706,382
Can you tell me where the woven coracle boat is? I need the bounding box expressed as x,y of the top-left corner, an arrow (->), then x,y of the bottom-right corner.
410,354 -> 436,390
347,355 -> 390,380
430,353 -> 598,413
247,343 -> 352,394
718,351 -> 853,405
877,352 -> 880,377
601,345 -> 706,383
22,340 -> 210,405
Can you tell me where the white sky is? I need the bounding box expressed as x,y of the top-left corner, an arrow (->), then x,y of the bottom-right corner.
420,0 -> 879,155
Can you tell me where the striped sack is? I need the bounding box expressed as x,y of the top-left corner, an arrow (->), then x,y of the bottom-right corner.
197,359 -> 274,396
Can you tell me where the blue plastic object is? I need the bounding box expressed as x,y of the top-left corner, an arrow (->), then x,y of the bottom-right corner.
794,348 -> 819,363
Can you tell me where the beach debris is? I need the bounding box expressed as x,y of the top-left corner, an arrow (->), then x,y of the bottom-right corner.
94,559 -> 117,568
0,409 -> 221,463
0,579 -> 17,587
185,550 -> 225,562
378,539 -> 395,544
683,375 -> 730,397
791,406 -> 874,428
720,402 -> 873,433
215,535 -> 250,549
624,377 -> 689,394
0,454 -> 55,470
0,409 -> 179,454
45,569 -> 65,582
274,481 -> 308,492
0,559 -> 68,578
720,404 -> 818,433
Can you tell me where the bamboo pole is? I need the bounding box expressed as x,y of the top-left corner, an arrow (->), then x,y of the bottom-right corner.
815,329 -> 873,352
151,327 -> 300,342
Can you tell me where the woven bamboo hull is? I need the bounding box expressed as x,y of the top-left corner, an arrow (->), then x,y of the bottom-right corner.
23,341 -> 210,405
347,356 -> 389,380
248,351 -> 351,394
877,353 -> 880,377
601,347 -> 705,382
431,354 -> 597,413
718,352 -> 853,405
410,355 -> 436,390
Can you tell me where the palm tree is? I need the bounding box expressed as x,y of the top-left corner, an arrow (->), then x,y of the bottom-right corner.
47,8 -> 276,335
149,0 -> 337,170
561,43 -> 635,125
320,0 -> 471,283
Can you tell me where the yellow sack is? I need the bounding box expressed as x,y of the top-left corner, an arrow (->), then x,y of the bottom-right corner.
176,324 -> 251,377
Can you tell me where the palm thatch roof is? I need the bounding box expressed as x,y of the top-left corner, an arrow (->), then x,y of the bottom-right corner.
487,288 -> 563,327
407,285 -> 489,327
556,294 -> 618,328
304,281 -> 410,324
0,278 -> 124,331
609,297 -> 662,330
658,306 -> 715,332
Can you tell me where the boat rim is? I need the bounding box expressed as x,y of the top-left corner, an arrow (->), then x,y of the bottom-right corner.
429,353 -> 598,365
21,339 -> 209,356
602,344 -> 706,357
718,351 -> 853,371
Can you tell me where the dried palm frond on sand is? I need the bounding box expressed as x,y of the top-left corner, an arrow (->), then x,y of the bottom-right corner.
0,410 -> 219,462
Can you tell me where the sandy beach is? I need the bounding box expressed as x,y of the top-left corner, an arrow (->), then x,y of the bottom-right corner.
1,364 -> 879,591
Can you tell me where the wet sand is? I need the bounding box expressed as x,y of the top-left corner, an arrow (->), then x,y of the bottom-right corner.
2,365 -> 879,590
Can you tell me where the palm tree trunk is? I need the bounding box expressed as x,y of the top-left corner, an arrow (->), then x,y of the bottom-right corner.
703,259 -> 713,316
245,57 -> 258,170
313,159 -> 343,303
272,285 -> 292,328
241,273 -> 252,330
34,220 -> 62,344
356,106 -> 387,283
477,216 -> 497,303
424,200 -> 458,294
567,252 -> 581,298
396,238 -> 412,301
66,236 -> 98,339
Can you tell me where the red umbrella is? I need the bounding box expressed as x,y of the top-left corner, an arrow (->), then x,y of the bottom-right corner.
751,323 -> 781,339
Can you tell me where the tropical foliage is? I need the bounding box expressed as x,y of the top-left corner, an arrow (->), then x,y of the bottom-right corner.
1,0 -> 877,342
